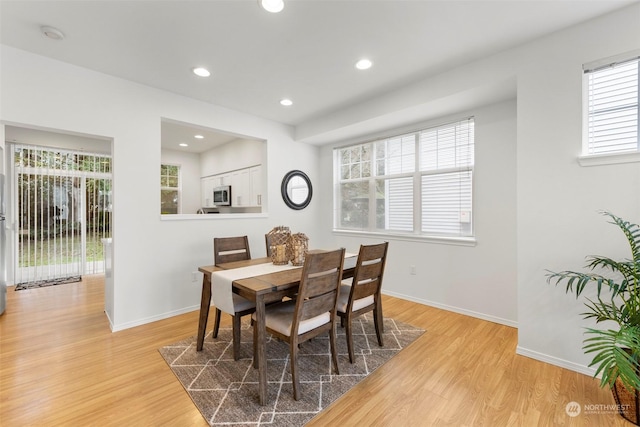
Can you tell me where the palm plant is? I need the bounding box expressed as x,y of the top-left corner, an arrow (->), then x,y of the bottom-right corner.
546,211 -> 640,398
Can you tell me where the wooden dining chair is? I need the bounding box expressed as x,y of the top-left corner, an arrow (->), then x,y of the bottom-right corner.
253,248 -> 345,400
214,235 -> 252,265
212,236 -> 255,360
265,233 -> 273,257
336,242 -> 388,363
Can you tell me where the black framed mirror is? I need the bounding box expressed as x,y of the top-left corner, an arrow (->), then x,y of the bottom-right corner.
281,170 -> 312,210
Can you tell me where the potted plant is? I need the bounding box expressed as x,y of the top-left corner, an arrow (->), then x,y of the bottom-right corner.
546,211 -> 640,425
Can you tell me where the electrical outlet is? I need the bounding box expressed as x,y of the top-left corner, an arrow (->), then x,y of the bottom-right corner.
410,265 -> 416,275
191,271 -> 198,282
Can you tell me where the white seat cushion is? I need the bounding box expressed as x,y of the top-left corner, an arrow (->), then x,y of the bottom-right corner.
253,300 -> 330,337
336,284 -> 374,313
231,294 -> 256,312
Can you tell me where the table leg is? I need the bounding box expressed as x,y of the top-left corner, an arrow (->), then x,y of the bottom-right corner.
255,295 -> 267,405
196,273 -> 212,351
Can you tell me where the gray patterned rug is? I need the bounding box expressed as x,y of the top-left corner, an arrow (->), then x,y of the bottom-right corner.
159,314 -> 424,426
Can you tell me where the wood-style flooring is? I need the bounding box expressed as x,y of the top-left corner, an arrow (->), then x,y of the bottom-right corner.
0,275 -> 628,426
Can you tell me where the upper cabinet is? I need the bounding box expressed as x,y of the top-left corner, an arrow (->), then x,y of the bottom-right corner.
249,165 -> 262,206
202,164 -> 262,208
201,176 -> 216,208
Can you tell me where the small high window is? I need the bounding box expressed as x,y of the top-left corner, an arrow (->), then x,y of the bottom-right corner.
583,54 -> 639,159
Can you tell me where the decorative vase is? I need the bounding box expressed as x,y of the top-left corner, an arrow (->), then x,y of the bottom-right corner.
288,233 -> 309,266
267,226 -> 290,265
612,377 -> 640,425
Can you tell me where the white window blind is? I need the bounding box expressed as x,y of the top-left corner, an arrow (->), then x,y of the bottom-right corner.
335,118 -> 474,238
420,120 -> 474,236
585,57 -> 639,155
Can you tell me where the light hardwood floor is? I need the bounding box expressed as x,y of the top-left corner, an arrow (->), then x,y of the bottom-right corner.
0,275 -> 629,426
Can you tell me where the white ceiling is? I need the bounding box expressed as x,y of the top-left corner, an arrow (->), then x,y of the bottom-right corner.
1,0 -> 637,150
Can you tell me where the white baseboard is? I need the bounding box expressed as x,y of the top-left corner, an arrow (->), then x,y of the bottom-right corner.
110,304 -> 199,332
382,289 -> 518,328
516,346 -> 597,377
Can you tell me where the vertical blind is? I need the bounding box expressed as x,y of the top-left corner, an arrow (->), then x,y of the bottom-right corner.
335,118 -> 474,238
12,144 -> 112,285
585,57 -> 639,155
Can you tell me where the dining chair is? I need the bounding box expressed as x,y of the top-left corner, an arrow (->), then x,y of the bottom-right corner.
212,236 -> 256,360
214,235 -> 252,265
253,248 -> 345,400
336,242 -> 388,363
265,233 -> 273,257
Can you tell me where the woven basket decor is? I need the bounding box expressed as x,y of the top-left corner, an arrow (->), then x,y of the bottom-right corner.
267,226 -> 291,265
289,233 -> 309,266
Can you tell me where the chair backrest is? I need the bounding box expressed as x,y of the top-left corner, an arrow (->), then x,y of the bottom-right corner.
348,242 -> 388,307
292,248 -> 345,333
265,233 -> 273,257
214,236 -> 251,265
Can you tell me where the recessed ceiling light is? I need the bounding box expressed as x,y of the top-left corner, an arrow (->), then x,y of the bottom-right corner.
260,0 -> 284,13
179,143 -> 188,147
355,59 -> 373,70
194,134 -> 204,139
41,26 -> 65,40
192,67 -> 210,77
280,99 -> 293,106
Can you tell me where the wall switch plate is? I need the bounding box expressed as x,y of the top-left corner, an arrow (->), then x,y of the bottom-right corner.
410,265 -> 416,275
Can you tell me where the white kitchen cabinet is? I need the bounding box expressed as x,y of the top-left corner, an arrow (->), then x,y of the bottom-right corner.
249,165 -> 262,206
231,169 -> 251,206
201,165 -> 262,208
219,173 -> 232,186
201,176 -> 216,207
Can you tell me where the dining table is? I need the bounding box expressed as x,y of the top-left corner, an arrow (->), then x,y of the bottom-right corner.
196,252 -> 356,405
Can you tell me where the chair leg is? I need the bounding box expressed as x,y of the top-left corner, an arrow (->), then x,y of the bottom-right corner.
290,340 -> 300,400
212,308 -> 222,338
232,314 -> 242,361
329,322 -> 340,375
345,316 -> 355,364
373,303 -> 384,347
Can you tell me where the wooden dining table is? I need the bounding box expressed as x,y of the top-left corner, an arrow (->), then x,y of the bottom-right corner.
196,253 -> 355,405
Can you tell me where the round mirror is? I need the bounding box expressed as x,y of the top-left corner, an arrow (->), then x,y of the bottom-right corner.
281,170 -> 312,210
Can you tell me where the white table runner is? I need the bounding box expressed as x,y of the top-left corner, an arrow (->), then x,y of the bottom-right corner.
212,262 -> 300,314
212,253 -> 357,314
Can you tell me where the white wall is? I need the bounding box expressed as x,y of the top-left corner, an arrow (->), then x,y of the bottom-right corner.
200,138 -> 264,177
1,46 -> 321,330
318,100 -> 518,326
310,4 -> 640,375
515,7 -> 640,373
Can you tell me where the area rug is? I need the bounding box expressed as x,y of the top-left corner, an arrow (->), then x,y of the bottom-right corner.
15,275 -> 82,291
159,314 -> 424,426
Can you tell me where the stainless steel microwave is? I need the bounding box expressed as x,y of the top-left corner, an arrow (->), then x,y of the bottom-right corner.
213,185 -> 231,206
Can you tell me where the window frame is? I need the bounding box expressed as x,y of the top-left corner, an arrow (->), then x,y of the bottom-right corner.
333,118 -> 476,246
160,163 -> 181,214
579,51 -> 640,167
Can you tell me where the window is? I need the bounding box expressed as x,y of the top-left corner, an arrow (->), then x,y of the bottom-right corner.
584,55 -> 639,157
334,118 -> 474,239
160,164 -> 180,214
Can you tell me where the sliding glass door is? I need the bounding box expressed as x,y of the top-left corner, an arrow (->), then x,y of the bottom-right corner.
12,144 -> 112,287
